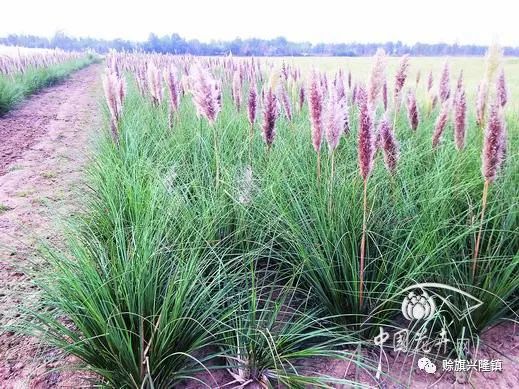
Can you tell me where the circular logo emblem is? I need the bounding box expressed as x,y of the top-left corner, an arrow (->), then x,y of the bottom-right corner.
401,290 -> 436,320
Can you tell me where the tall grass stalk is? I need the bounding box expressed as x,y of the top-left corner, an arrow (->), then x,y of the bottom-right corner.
473,101 -> 507,278
356,85 -> 375,308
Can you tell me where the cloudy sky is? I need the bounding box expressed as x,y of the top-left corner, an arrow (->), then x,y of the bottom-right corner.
1,0 -> 516,45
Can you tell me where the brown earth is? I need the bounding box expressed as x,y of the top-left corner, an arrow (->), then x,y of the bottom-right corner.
179,322 -> 518,388
0,64 -> 102,388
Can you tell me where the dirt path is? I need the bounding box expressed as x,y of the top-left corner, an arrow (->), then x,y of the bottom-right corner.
0,64 -> 102,388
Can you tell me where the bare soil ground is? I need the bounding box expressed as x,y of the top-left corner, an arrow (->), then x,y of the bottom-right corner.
179,322 -> 519,388
0,64 -> 101,388
321,322 -> 519,388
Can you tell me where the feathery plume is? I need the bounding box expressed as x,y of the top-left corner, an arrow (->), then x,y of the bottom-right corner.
309,70 -> 324,178
232,70 -> 242,111
117,75 -> 126,117
481,103 -> 506,183
415,70 -> 421,87
427,71 -> 434,92
163,66 -> 180,128
432,101 -> 450,148
456,70 -> 464,91
357,83 -> 375,308
320,73 -> 329,93
382,80 -> 388,112
262,87 -> 278,148
431,95 -> 438,110
343,102 -> 350,136
326,86 -> 347,211
474,101 -> 507,277
476,80 -> 488,127
237,165 -> 254,205
247,82 -> 257,127
357,85 -> 376,180
368,48 -> 387,108
191,66 -> 221,124
247,81 -> 258,161
406,90 -> 420,131
102,72 -> 118,120
325,89 -> 346,151
298,85 -> 305,112
351,83 -> 358,105
214,79 -> 223,113
394,54 -> 410,111
496,68 -> 508,108
484,42 -> 503,83
454,85 -> 467,151
308,70 -> 324,153
439,61 -> 450,103
378,114 -> 400,174
279,85 -> 292,121
102,71 -> 126,143
281,61 -> 289,81
146,63 -> 163,106
477,42 -> 503,127
335,71 -> 346,101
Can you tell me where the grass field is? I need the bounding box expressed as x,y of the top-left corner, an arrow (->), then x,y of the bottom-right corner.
0,49 -> 97,115
20,52 -> 518,387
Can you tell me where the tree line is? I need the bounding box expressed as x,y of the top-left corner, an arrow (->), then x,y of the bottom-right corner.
2,32 -> 519,56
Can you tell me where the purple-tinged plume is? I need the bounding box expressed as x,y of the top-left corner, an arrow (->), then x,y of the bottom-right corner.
439,61 -> 450,103
497,69 -> 508,108
431,95 -> 438,110
456,70 -> 464,91
191,66 -> 221,124
164,66 -> 180,112
147,63 -> 163,106
394,54 -> 410,111
320,73 -> 329,93
232,70 -> 242,111
325,88 -> 346,151
279,85 -> 292,121
378,114 -> 400,174
247,82 -> 257,126
262,87 -> 278,148
335,71 -> 346,100
476,80 -> 488,127
427,71 -> 434,92
406,90 -> 420,131
454,86 -> 467,151
281,61 -> 288,81
163,66 -> 180,127
343,102 -> 350,136
298,85 -> 305,112
102,71 -> 126,143
357,85 -> 376,180
382,79 -> 388,112
351,83 -> 358,105
482,102 -> 506,182
432,102 -> 450,148
368,48 -> 387,108
308,70 -> 324,152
